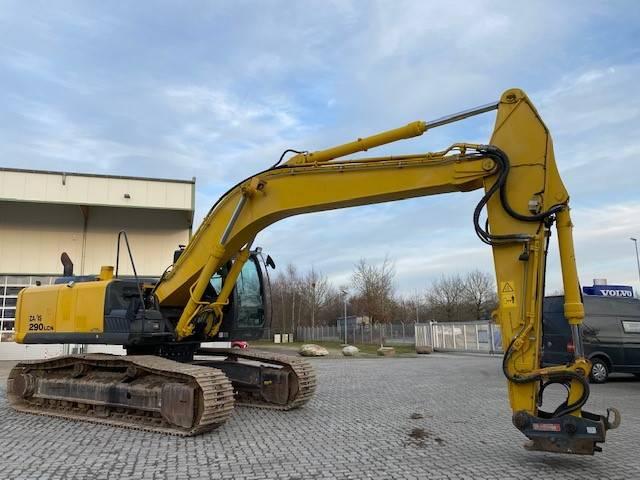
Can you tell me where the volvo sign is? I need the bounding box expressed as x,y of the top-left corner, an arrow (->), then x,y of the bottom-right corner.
582,284 -> 634,297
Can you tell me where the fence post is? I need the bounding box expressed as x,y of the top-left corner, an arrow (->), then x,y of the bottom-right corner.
429,322 -> 434,349
488,322 -> 495,354
463,324 -> 467,350
452,324 -> 457,349
475,324 -> 479,350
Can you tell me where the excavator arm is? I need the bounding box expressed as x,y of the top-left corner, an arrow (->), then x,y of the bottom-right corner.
154,88 -> 619,454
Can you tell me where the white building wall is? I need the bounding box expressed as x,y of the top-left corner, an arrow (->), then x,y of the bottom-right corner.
0,169 -> 193,211
0,202 -> 85,275
0,203 -> 191,276
83,207 -> 191,276
0,168 -> 196,358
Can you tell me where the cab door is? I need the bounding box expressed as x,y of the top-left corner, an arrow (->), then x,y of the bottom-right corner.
211,253 -> 270,341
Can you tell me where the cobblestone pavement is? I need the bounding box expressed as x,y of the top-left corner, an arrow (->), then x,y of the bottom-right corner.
0,354 -> 638,479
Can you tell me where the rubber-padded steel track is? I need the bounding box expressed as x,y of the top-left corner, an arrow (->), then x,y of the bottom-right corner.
7,354 -> 234,436
197,348 -> 316,410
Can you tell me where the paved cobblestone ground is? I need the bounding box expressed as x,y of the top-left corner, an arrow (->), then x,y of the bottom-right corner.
0,354 -> 638,479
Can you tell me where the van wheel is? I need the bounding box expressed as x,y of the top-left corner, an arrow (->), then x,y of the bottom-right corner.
590,358 -> 609,383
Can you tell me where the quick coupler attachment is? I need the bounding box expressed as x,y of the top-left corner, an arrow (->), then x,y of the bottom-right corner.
512,408 -> 620,455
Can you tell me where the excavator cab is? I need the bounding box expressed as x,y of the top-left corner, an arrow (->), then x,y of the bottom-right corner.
210,250 -> 272,342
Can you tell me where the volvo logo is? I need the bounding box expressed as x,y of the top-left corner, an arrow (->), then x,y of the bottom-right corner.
599,289 -> 633,297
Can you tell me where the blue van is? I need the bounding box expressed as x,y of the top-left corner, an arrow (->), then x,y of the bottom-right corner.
542,295 -> 640,383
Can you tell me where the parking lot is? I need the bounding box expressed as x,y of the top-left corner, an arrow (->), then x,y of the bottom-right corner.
0,353 -> 638,480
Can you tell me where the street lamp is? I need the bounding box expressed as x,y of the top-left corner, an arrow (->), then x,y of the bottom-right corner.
311,281 -> 316,330
341,288 -> 348,344
631,238 -> 640,294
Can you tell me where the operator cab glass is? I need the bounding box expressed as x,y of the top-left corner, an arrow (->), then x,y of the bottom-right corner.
210,254 -> 269,341
236,258 -> 264,328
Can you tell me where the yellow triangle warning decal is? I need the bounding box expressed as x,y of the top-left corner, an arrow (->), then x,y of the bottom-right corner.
502,282 -> 514,293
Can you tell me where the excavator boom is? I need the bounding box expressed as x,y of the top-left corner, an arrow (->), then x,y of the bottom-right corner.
152,88 -> 618,453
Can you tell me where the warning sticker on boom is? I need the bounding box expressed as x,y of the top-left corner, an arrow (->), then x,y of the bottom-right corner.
500,281 -> 517,308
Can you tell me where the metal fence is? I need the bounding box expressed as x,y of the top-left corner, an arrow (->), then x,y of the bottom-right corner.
265,320 -> 504,354
264,323 -> 416,345
416,321 -> 503,354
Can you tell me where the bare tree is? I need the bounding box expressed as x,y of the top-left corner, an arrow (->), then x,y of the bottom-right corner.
271,264 -> 342,332
426,274 -> 466,322
298,267 -> 331,329
408,289 -> 425,323
464,270 -> 496,320
351,256 -> 395,324
271,260 -> 497,331
270,263 -> 301,333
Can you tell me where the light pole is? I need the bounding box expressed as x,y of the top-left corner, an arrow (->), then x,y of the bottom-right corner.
341,288 -> 348,344
311,281 -> 316,330
291,291 -> 296,337
631,238 -> 640,294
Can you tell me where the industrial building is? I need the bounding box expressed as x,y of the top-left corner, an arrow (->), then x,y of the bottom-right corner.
0,167 -> 195,357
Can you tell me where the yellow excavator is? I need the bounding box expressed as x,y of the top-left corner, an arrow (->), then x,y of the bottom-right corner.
8,88 -> 619,453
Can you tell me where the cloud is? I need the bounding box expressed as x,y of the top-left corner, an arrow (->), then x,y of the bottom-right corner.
546,201 -> 640,292
0,1 -> 639,299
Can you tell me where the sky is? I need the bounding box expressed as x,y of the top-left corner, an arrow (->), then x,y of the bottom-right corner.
1,1 -> 639,296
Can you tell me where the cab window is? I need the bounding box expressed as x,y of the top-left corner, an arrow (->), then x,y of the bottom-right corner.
236,259 -> 264,327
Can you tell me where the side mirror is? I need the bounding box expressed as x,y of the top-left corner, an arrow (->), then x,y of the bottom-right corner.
266,255 -> 276,270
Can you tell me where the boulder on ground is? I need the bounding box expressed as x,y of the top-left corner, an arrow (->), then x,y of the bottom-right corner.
299,344 -> 329,357
416,346 -> 433,354
342,345 -> 359,356
377,346 -> 396,357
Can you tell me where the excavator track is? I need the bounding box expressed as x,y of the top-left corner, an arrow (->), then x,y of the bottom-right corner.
195,348 -> 316,410
6,354 -> 234,436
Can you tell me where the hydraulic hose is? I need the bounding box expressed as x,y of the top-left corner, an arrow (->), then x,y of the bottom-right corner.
502,337 -> 590,417
470,145 -> 565,246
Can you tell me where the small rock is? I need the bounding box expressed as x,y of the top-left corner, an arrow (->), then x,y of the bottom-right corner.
377,346 -> 396,357
342,345 -> 359,356
415,346 -> 433,354
299,344 -> 329,357
410,413 -> 424,419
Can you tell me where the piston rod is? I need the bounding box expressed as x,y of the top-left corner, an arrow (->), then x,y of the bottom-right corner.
426,101 -> 499,129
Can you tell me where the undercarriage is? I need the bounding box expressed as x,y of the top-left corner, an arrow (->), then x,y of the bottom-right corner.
7,349 -> 316,435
